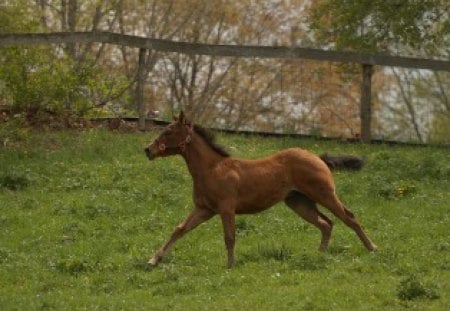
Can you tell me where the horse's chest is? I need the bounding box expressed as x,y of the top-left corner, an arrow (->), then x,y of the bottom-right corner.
193,185 -> 221,210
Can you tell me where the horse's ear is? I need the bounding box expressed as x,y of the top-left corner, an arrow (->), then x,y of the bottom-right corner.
172,113 -> 178,122
179,110 -> 192,125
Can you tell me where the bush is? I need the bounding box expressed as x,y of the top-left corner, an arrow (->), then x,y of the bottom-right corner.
0,171 -> 29,190
53,257 -> 92,275
1,47 -> 96,116
0,115 -> 30,146
397,275 -> 439,301
258,243 -> 293,261
377,182 -> 417,200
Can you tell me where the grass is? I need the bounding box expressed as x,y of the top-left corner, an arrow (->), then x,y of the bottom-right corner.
0,128 -> 449,310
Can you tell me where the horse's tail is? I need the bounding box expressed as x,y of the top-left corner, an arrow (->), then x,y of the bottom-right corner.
319,153 -> 364,171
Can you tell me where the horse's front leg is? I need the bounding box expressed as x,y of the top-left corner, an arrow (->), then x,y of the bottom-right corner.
219,208 -> 236,268
147,207 -> 215,270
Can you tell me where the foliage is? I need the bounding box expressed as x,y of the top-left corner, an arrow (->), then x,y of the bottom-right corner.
0,1 -> 366,138
0,0 -> 39,33
0,1 -> 130,120
397,275 -> 440,301
1,1 -> 449,143
308,1 -> 450,144
0,171 -> 30,191
308,0 -> 450,56
429,113 -> 450,144
0,44 -> 130,118
0,129 -> 449,310
2,48 -> 84,112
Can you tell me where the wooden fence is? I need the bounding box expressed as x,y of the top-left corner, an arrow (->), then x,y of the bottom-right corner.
1,31 -> 449,142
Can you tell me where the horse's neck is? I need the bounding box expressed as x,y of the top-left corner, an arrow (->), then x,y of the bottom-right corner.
182,133 -> 224,180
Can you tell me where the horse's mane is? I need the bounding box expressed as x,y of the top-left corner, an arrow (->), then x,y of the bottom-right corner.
193,125 -> 230,157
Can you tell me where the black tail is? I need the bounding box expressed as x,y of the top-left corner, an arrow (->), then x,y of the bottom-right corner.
320,153 -> 364,171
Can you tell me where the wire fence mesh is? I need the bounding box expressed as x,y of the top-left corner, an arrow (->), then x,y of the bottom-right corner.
141,52 -> 449,145
1,35 -> 448,145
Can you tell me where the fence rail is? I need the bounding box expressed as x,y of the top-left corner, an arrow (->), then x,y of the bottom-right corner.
1,32 -> 449,71
1,32 -> 449,142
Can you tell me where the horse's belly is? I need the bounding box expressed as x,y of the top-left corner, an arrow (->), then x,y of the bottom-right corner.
235,192 -> 285,214
235,204 -> 273,214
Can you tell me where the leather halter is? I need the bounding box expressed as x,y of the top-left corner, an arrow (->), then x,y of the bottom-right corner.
156,125 -> 193,154
178,133 -> 192,152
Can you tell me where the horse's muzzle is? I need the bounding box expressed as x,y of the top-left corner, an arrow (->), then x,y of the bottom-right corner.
144,147 -> 155,160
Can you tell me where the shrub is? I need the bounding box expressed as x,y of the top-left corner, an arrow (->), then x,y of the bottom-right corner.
377,182 -> 417,200
53,257 -> 92,275
0,171 -> 29,190
258,243 -> 293,261
290,253 -> 328,271
397,275 -> 439,301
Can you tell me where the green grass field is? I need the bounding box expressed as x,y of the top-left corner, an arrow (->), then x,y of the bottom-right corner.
1,128 -> 449,310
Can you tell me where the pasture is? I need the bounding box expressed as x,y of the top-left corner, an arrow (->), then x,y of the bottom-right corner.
0,128 -> 449,310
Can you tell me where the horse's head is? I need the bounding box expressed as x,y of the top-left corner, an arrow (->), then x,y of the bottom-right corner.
145,111 -> 193,160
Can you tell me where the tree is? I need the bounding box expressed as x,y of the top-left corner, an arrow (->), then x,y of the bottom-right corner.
308,0 -> 450,143
416,71 -> 450,143
308,0 -> 450,57
158,0 -> 326,129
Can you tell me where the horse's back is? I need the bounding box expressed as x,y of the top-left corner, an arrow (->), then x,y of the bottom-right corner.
275,148 -> 336,200
233,147 -> 330,178
276,148 -> 330,171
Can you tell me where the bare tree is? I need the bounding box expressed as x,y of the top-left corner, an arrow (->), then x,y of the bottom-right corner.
391,69 -> 424,143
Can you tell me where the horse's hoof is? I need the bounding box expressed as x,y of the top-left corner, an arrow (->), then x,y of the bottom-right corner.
145,262 -> 156,271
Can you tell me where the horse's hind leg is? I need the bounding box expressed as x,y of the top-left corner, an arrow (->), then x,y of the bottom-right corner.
319,193 -> 377,251
284,191 -> 333,251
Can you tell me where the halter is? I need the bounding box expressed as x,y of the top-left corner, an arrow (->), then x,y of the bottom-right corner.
177,133 -> 192,152
156,125 -> 193,154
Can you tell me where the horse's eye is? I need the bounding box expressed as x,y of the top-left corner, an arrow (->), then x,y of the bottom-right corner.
163,130 -> 172,136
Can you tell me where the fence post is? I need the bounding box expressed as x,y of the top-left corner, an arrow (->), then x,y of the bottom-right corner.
136,48 -> 146,131
360,64 -> 373,143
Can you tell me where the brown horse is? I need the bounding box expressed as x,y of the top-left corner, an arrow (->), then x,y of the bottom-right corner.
144,112 -> 377,269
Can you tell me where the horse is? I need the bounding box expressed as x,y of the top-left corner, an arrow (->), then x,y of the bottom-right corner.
144,111 -> 377,269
